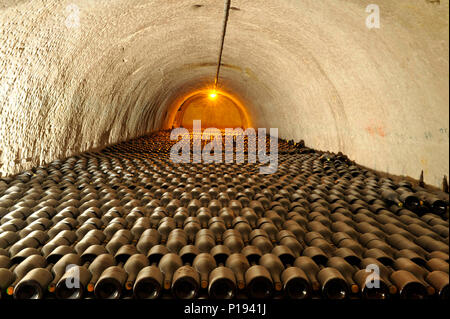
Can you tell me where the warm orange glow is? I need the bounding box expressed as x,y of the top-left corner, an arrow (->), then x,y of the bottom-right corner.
351,284 -> 359,294
6,286 -> 14,295
209,91 -> 217,99
275,282 -> 282,291
125,282 -> 133,290
170,88 -> 252,129
164,281 -> 171,290
389,286 -> 398,295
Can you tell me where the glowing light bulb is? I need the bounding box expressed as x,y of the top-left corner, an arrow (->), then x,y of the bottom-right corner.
209,91 -> 217,99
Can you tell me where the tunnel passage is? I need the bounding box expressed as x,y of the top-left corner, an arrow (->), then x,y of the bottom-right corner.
172,91 -> 249,129
0,0 -> 449,304
0,0 -> 448,186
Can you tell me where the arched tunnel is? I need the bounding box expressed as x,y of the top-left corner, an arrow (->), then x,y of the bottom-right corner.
0,0 -> 449,301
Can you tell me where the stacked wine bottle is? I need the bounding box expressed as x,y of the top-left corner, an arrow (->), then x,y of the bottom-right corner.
0,130 -> 448,299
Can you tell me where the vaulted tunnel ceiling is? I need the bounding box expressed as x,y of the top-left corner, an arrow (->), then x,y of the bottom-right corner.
0,0 -> 448,186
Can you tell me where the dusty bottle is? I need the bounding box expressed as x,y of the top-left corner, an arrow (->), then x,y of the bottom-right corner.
317,267 -> 349,300
183,217 -> 201,244
9,230 -> 48,257
136,229 -> 161,255
46,244 -> 77,265
208,245 -> 236,299
398,190 -> 420,211
249,229 -> 273,254
55,262 -> 92,299
283,220 -> 306,243
123,254 -> 149,294
193,253 -> 217,290
195,207 -> 212,228
415,235 -> 448,254
381,189 -> 403,206
171,245 -> 200,299
395,249 -> 426,267
426,271 -> 448,299
208,199 -> 223,217
243,245 -> 274,299
302,246 -> 329,266
257,218 -> 278,244
232,217 -> 252,244
240,208 -> 258,228
426,258 -> 449,273
259,253 -> 285,293
74,229 -> 105,255
417,192 -> 448,216
353,264 -> 389,300
223,229 -> 245,253
6,254 -> 46,297
293,257 -> 321,293
134,245 -> 167,299
86,254 -> 116,295
226,253 -> 250,291
272,245 -> 310,299
13,263 -> 54,299
327,257 -> 359,295
94,260 -> 128,299
208,217 -> 227,243
334,247 -> 361,266
166,229 -> 188,254
386,234 -> 427,257
390,270 -> 428,299
218,207 -> 235,228
131,217 -> 151,240
393,257 -> 435,296
173,207 -> 189,228
157,217 -> 176,244
47,253 -> 81,294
